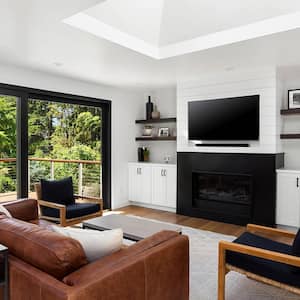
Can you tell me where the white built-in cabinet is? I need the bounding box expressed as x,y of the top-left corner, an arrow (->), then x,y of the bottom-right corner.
128,163 -> 176,209
276,169 -> 300,227
128,164 -> 152,204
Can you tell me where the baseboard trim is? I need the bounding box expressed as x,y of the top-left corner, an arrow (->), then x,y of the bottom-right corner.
112,201 -> 131,210
129,201 -> 176,213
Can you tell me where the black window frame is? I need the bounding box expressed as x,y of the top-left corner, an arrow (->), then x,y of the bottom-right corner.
0,83 -> 111,209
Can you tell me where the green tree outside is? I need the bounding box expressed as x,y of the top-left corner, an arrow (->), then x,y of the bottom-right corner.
0,97 -> 102,196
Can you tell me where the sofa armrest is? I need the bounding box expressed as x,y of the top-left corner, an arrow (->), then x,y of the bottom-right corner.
63,233 -> 189,300
3,199 -> 38,221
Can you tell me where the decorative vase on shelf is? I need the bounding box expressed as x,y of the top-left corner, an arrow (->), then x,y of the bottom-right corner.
151,104 -> 160,119
138,147 -> 144,162
146,96 -> 153,120
143,125 -> 153,136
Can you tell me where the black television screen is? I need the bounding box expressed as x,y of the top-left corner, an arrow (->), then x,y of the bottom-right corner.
188,95 -> 259,141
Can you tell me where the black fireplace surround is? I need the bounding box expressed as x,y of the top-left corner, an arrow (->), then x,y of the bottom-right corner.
177,152 -> 284,226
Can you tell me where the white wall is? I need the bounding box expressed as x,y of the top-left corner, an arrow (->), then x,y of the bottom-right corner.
135,87 -> 177,164
0,63 -> 144,209
177,67 -> 282,154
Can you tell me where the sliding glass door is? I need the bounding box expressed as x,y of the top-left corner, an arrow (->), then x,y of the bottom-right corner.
0,84 -> 111,209
28,99 -> 103,199
0,94 -> 17,202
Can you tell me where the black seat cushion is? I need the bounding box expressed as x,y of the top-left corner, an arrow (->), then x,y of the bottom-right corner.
291,228 -> 300,273
42,203 -> 100,220
41,177 -> 75,205
226,232 -> 300,288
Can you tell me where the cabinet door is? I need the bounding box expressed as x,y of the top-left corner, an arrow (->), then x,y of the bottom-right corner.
152,167 -> 167,206
139,166 -> 152,204
166,167 -> 177,208
276,173 -> 300,227
128,165 -> 139,202
129,165 -> 152,204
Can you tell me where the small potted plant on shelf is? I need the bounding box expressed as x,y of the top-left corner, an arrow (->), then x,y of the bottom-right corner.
143,147 -> 150,162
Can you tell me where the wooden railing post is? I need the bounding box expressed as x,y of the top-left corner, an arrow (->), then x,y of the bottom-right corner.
99,164 -> 102,199
28,160 -> 31,192
78,163 -> 83,196
50,161 -> 55,180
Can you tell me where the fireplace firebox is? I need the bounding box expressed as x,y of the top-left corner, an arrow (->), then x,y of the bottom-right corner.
192,172 -> 253,222
177,152 -> 284,226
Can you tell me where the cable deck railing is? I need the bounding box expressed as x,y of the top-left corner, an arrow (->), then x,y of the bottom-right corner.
0,157 -> 102,200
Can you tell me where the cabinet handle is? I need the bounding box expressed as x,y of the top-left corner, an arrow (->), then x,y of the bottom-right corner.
297,177 -> 299,188
164,169 -> 167,176
161,169 -> 164,176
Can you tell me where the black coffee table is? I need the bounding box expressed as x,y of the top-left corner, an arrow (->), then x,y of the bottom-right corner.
83,214 -> 182,242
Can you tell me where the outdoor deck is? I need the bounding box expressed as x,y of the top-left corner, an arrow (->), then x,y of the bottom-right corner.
0,192 -> 36,203
0,157 -> 102,203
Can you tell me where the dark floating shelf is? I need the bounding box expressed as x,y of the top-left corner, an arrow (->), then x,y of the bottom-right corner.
135,136 -> 177,141
135,117 -> 176,124
280,134 -> 300,139
281,108 -> 300,115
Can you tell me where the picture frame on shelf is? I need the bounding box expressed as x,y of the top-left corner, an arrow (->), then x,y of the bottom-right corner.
158,127 -> 169,137
288,89 -> 300,109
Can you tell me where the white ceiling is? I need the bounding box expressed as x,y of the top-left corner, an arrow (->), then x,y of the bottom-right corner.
1,0 -> 300,88
65,0 -> 300,58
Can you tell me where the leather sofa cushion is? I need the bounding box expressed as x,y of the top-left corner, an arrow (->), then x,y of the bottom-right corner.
3,199 -> 38,221
0,216 -> 88,279
41,177 -> 75,205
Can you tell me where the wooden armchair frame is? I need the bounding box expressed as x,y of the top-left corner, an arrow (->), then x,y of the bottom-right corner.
35,183 -> 103,227
218,224 -> 299,300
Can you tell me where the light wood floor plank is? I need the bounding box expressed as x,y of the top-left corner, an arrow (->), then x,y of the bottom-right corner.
114,205 -> 245,237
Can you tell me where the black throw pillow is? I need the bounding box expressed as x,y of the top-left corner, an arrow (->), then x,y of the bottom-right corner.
40,177 -> 75,206
291,228 -> 300,272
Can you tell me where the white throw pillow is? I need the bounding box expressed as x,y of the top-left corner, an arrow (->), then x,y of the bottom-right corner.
52,225 -> 123,262
0,205 -> 12,218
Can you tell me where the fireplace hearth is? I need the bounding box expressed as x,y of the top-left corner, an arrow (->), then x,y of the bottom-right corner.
177,152 -> 284,226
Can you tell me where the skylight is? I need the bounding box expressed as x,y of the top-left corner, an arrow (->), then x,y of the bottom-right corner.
64,0 -> 300,59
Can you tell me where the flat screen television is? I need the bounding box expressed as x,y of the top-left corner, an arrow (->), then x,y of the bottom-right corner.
188,95 -> 259,141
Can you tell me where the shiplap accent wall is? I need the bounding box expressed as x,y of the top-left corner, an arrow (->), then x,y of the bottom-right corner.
177,67 -> 282,154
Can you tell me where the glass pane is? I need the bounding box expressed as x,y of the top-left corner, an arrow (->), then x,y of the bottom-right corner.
0,95 -> 17,202
28,99 -> 102,199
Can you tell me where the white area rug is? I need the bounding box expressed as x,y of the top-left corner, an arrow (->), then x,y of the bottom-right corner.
128,216 -> 300,300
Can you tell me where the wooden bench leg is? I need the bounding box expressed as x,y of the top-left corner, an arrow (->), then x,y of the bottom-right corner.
218,243 -> 226,300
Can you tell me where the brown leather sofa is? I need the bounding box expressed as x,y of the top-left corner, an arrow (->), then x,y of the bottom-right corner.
0,199 -> 189,300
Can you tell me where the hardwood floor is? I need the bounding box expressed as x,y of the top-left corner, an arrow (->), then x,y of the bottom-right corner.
112,205 -> 245,237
